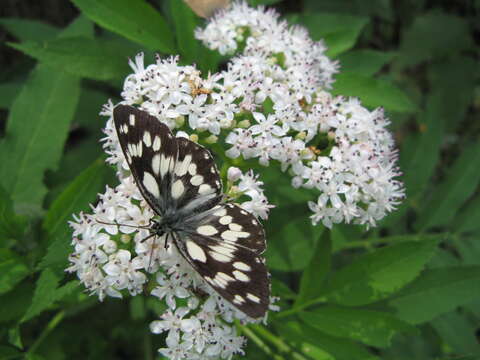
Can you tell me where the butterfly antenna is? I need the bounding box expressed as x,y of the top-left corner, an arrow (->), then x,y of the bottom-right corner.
94,218 -> 151,230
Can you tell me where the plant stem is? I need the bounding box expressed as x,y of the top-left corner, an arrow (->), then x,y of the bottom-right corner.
250,324 -> 308,360
27,310 -> 65,355
239,323 -> 285,360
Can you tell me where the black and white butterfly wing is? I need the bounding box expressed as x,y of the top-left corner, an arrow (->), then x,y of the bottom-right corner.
113,105 -> 178,216
173,137 -> 223,218
177,203 -> 269,318
113,105 -> 222,217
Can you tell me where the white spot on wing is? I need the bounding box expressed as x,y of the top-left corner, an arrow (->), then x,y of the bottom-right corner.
142,172 -> 159,198
233,262 -> 251,271
175,154 -> 191,177
186,240 -> 207,263
190,175 -> 204,186
171,179 -> 184,199
233,295 -> 245,305
210,252 -> 231,262
129,114 -> 135,125
152,136 -> 161,151
199,184 -> 212,194
152,154 -> 160,175
229,223 -> 242,231
197,225 -> 218,236
214,208 -> 227,217
233,270 -> 249,282
188,163 -> 197,176
219,216 -> 232,225
143,131 -> 152,147
246,293 -> 261,303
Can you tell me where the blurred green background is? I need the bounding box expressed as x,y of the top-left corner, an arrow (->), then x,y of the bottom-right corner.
0,0 -> 479,359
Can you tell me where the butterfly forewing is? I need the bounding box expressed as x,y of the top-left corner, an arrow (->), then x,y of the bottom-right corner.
113,105 -> 178,216
173,138 -> 222,217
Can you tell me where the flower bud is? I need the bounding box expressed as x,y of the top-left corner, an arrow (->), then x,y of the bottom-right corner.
227,167 -> 242,182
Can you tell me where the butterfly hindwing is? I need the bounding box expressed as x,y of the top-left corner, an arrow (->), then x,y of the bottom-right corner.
175,232 -> 269,318
176,203 -> 269,317
113,105 -> 178,215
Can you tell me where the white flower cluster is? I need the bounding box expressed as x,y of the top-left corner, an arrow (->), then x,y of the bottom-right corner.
195,1 -> 404,228
67,163 -> 273,359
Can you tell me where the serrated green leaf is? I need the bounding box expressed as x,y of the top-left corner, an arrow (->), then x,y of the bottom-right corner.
337,50 -> 395,76
388,266 -> 480,324
0,18 -> 58,41
323,237 -> 440,306
332,72 -> 416,112
299,13 -> 368,57
71,0 -> 175,53
22,269 -> 77,323
299,307 -> 415,348
8,37 -> 130,82
40,159 -> 108,270
295,230 -> 330,306
416,142 -> 480,231
0,184 -> 27,242
431,312 -> 480,356
0,64 -> 80,211
276,321 -> 379,360
0,249 -> 29,295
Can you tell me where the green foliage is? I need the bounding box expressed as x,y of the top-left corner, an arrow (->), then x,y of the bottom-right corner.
0,0 -> 478,359
71,0 -> 175,53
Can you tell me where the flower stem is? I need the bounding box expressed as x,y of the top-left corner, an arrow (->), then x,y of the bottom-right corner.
26,310 -> 65,355
239,323 -> 285,360
249,324 -> 308,360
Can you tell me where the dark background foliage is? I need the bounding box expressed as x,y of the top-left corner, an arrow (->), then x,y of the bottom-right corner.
0,0 -> 479,359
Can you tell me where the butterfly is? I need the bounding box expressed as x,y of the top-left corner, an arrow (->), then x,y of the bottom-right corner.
113,104 -> 270,318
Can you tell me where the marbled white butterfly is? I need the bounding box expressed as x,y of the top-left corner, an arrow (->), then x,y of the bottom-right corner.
113,105 -> 270,318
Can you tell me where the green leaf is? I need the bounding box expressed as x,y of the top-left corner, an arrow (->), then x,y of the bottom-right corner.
0,18 -> 58,41
71,0 -> 175,53
416,142 -> 480,231
0,64 -> 81,210
169,0 -> 199,64
332,72 -> 416,113
337,50 -> 395,76
388,266 -> 480,324
299,306 -> 415,348
0,249 -> 29,295
399,12 -> 473,67
431,312 -> 480,356
0,184 -> 27,242
40,158 -> 109,269
400,91 -> 446,198
0,345 -> 22,359
295,230 -> 331,306
323,237 -> 440,306
277,321 -> 379,360
452,195 -> 480,233
0,281 -> 34,323
0,82 -> 21,109
299,13 -> 368,57
8,37 -> 130,82
265,203 -> 322,271
22,268 -> 77,323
